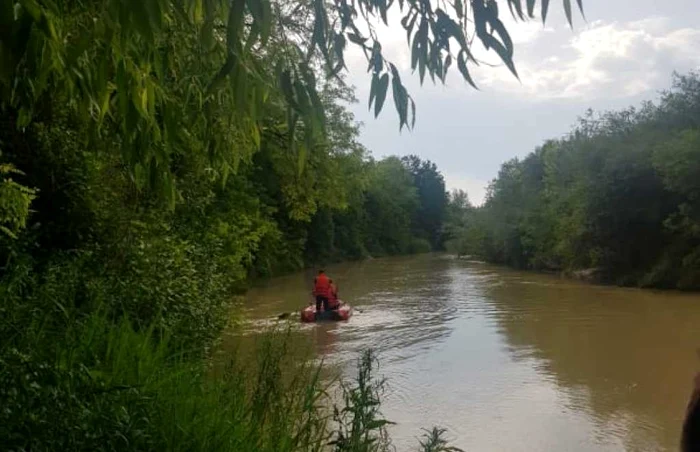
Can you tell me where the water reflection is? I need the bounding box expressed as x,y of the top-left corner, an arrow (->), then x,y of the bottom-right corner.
224,254 -> 700,451
478,264 -> 700,451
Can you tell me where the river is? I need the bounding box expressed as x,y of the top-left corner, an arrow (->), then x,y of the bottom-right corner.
229,253 -> 700,451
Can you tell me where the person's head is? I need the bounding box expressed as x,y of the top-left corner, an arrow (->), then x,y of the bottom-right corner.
318,269 -> 325,275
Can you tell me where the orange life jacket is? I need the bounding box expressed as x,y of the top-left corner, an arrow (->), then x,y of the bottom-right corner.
314,274 -> 330,297
327,284 -> 339,308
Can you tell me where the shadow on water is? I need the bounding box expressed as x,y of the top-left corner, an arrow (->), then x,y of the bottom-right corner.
468,261 -> 700,451
221,254 -> 700,451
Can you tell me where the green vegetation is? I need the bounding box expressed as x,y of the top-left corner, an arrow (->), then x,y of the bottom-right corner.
0,0 -> 583,448
446,72 -> 700,290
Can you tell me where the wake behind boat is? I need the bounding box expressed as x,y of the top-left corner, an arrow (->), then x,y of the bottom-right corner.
301,302 -> 353,322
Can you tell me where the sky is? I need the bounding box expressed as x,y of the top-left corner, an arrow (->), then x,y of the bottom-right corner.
342,0 -> 700,204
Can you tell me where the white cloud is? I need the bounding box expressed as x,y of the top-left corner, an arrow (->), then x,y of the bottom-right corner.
346,12 -> 700,103
477,17 -> 700,99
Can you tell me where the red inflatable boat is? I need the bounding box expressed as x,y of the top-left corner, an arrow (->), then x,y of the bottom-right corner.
301,302 -> 353,322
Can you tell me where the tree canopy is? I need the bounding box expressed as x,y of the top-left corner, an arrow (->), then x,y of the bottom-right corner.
2,0 -> 583,206
445,72 -> 700,290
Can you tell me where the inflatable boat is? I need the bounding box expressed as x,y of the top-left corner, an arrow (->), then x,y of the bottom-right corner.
301,302 -> 353,322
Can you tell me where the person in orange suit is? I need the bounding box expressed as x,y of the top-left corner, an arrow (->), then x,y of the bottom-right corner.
327,279 -> 340,310
313,270 -> 331,312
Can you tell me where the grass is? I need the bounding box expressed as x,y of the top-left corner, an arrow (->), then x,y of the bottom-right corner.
0,310 -> 460,451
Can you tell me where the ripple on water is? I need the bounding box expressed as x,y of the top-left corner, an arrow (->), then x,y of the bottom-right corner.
225,254 -> 700,451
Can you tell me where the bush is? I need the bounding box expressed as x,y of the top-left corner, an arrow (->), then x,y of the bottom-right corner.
408,238 -> 432,255
0,309 -> 462,452
0,315 -> 329,452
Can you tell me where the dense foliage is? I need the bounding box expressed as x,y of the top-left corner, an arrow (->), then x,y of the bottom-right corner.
0,73 -> 448,452
0,0 -> 580,449
1,1 -> 450,449
446,72 -> 700,290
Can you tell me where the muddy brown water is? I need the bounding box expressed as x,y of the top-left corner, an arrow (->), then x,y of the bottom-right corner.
224,254 -> 700,451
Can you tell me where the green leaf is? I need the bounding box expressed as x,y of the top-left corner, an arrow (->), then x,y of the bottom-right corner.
201,21 -> 214,50
368,72 -> 378,110
391,69 -> 408,130
576,0 -> 585,20
227,0 -> 245,52
130,0 -> 154,40
366,419 -> 395,429
527,0 -> 536,17
374,73 -> 389,117
443,54 -> 452,81
144,0 -> 163,33
312,0 -> 329,59
134,163 -> 146,189
332,33 -> 347,75
410,98 -> 416,129
455,0 -> 464,19
373,45 -> 383,73
457,50 -> 477,89
244,0 -> 272,45
280,70 -> 297,110
378,0 -> 388,24
542,0 -> 551,23
18,0 -> 41,21
508,0 -> 525,20
563,0 -> 572,26
410,32 -> 420,70
347,32 -> 366,45
405,12 -> 417,43
191,0 -> 203,23
294,79 -> 311,114
441,12 -> 467,49
490,16 -> 514,58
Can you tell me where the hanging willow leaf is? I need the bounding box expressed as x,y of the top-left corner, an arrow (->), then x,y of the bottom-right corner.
506,0 -> 523,20
457,50 -> 477,89
226,0 -> 245,52
369,72 -> 378,110
563,0 -> 572,26
390,65 -> 408,129
542,0 -> 551,23
260,0 -> 273,44
526,0 -> 535,17
410,98 -> 416,128
405,12 -> 417,43
374,73 -> 389,118
410,31 -> 420,70
454,0 -> 464,19
1,0 -> 585,194
280,70 -> 297,111
347,32 -> 366,45
443,54 -> 452,82
576,0 -> 585,20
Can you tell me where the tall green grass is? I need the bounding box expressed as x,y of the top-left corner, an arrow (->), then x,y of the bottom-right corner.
1,311 -> 460,451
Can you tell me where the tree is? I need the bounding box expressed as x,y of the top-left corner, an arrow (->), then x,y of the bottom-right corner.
364,157 -> 419,254
456,71 -> 700,290
401,155 -> 448,249
1,0 -> 584,202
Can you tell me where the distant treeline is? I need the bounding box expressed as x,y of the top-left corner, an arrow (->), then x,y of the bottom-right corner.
445,72 -> 700,290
